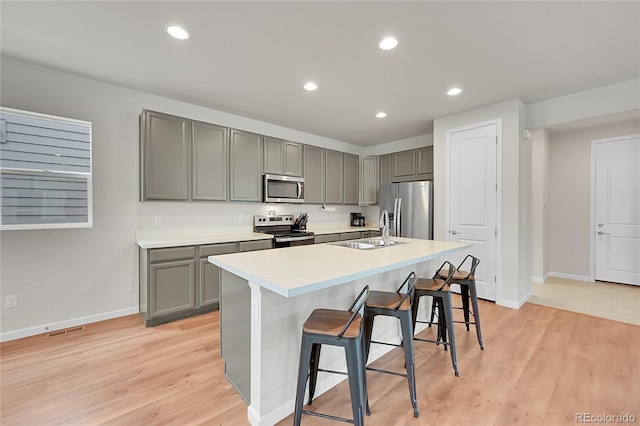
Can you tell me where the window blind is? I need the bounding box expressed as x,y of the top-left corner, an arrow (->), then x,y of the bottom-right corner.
0,108 -> 92,229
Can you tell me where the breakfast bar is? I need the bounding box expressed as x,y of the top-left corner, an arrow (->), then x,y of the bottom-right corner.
209,237 -> 470,425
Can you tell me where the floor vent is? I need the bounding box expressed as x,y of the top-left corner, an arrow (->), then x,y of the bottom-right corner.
47,326 -> 85,338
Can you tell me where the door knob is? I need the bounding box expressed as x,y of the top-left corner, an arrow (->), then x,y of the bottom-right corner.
597,223 -> 604,227
451,230 -> 461,235
597,231 -> 610,235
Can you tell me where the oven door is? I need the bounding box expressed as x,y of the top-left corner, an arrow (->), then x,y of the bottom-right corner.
274,235 -> 315,248
263,174 -> 305,203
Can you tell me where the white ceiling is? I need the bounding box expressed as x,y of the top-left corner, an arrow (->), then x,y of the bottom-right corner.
1,1 -> 638,146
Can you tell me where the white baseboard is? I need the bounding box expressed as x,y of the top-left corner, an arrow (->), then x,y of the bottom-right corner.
531,276 -> 544,284
497,289 -> 533,309
547,271 -> 593,282
0,306 -> 139,343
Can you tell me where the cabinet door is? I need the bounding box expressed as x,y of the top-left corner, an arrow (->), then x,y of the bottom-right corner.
392,150 -> 416,180
325,150 -> 344,204
343,154 -> 359,205
284,142 -> 303,177
149,259 -> 196,318
340,232 -> 363,241
379,154 -> 391,186
198,243 -> 237,308
303,145 -> 325,204
416,146 -> 434,179
192,121 -> 228,201
360,156 -> 378,205
314,233 -> 340,243
263,136 -> 284,175
230,129 -> 263,201
238,240 -> 273,252
142,110 -> 190,200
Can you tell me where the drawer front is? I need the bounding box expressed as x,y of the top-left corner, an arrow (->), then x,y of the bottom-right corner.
149,246 -> 196,262
340,232 -> 363,241
199,243 -> 237,257
238,239 -> 273,252
314,233 -> 340,244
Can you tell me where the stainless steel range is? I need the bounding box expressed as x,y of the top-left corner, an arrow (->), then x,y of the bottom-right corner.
254,215 -> 315,248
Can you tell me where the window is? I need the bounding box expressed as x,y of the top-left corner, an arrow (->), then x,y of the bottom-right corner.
0,107 -> 92,230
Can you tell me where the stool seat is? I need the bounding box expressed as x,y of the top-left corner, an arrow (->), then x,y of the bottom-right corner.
436,269 -> 474,281
415,277 -> 449,292
366,290 -> 412,310
303,309 -> 362,338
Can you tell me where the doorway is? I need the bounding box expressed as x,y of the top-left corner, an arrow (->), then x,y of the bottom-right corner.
446,120 -> 501,301
591,134 -> 640,286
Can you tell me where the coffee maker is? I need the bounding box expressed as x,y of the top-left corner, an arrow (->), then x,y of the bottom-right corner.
350,212 -> 365,227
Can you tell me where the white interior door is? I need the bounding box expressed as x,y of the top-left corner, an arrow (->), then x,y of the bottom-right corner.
594,135 -> 640,286
447,122 -> 498,301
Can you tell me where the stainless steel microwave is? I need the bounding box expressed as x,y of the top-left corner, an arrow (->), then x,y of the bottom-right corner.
263,174 -> 305,203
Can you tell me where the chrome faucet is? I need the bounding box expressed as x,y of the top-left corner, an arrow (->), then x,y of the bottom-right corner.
379,209 -> 390,246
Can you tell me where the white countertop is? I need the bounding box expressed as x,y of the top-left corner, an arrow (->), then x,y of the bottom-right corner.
136,231 -> 272,249
209,237 -> 471,298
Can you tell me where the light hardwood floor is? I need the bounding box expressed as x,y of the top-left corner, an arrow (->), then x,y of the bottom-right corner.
2,297 -> 638,425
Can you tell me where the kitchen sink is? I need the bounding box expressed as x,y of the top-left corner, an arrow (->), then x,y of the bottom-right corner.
330,239 -> 404,250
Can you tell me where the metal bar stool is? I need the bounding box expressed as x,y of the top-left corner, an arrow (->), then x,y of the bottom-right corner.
432,255 -> 484,350
362,272 -> 419,418
294,286 -> 370,426
411,261 -> 460,376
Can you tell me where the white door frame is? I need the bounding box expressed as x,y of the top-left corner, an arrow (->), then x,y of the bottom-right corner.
445,118 -> 503,304
589,133 -> 640,282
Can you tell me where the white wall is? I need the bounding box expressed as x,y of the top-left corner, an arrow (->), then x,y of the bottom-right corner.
547,118 -> 640,280
0,56 -> 367,340
530,129 -> 550,282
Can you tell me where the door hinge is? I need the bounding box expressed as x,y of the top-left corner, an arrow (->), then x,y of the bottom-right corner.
495,182 -> 498,191
494,275 -> 497,283
495,229 -> 497,237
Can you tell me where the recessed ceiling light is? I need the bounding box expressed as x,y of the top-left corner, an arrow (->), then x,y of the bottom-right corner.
376,112 -> 387,118
379,37 -> 398,50
166,25 -> 189,40
447,87 -> 462,96
304,82 -> 318,91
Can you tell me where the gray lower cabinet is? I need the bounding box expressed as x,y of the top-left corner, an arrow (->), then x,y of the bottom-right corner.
303,145 -> 325,204
141,110 -> 191,200
325,150 -> 344,204
140,239 -> 272,326
344,153 -> 359,205
314,233 -> 340,243
340,231 -> 363,241
230,129 -> 263,201
360,155 -> 378,205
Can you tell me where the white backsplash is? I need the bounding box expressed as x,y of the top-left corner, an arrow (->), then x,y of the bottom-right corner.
137,201 -> 380,232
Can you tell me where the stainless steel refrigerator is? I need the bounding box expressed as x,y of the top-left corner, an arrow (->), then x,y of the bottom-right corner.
379,181 -> 433,240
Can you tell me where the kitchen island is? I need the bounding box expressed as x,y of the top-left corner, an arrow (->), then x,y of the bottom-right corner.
209,237 -> 470,426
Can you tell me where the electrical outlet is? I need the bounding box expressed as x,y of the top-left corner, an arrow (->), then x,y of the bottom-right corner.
153,214 -> 161,224
238,212 -> 244,221
5,295 -> 17,309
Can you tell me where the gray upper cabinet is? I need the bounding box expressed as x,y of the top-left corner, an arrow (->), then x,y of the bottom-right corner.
360,156 -> 378,206
141,110 -> 190,200
416,146 -> 434,179
192,121 -> 228,201
325,150 -> 344,204
379,154 -> 391,186
230,129 -> 263,201
343,154 -> 359,205
391,147 -> 433,182
392,149 -> 416,181
264,137 -> 303,177
303,145 -> 325,204
284,141 -> 303,177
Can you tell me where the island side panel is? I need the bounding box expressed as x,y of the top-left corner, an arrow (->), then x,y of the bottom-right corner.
220,269 -> 252,403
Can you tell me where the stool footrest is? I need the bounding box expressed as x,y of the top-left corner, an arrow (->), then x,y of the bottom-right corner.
302,409 -> 355,424
414,336 -> 449,346
366,366 -> 408,379
316,368 -> 348,376
369,340 -> 402,348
